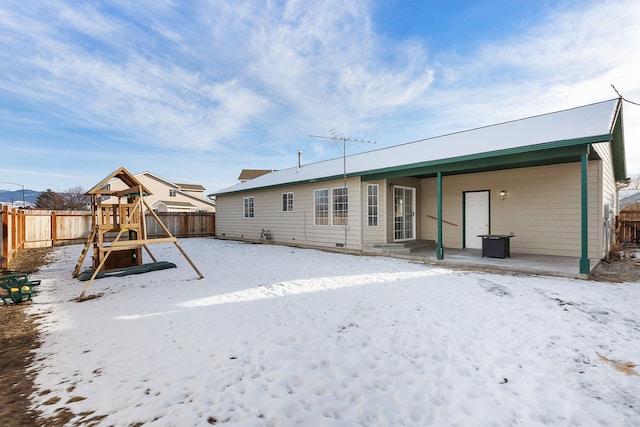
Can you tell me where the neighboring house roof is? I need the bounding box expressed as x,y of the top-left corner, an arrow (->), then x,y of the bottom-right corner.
133,172 -> 215,208
619,190 -> 640,210
138,172 -> 179,189
153,200 -> 196,208
175,183 -> 206,191
214,99 -> 625,195
136,173 -> 205,192
137,173 -> 213,204
237,169 -> 273,182
104,170 -> 215,210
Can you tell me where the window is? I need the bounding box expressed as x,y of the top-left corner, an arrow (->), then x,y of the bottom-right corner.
314,189 -> 329,225
332,187 -> 348,225
100,184 -> 111,203
367,184 -> 379,227
243,196 -> 254,219
169,189 -> 177,197
282,192 -> 294,212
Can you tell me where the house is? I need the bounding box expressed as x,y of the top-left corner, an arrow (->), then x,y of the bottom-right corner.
212,99 -> 627,275
107,172 -> 216,212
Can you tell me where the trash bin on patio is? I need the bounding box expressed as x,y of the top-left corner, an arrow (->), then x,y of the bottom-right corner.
478,234 -> 514,258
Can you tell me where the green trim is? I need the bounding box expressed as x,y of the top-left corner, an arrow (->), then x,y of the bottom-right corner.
215,134 -> 613,195
436,171 -> 443,259
361,141 -> 604,181
610,100 -> 627,181
580,151 -> 590,274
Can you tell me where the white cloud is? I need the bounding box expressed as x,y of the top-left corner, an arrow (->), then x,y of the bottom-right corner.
0,0 -> 436,155
245,1 -> 434,124
0,1 -> 273,151
2,0 -> 640,191
400,0 -> 640,160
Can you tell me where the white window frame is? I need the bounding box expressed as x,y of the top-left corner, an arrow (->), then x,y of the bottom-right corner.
282,192 -> 294,212
332,186 -> 348,226
367,184 -> 379,227
243,196 -> 255,219
313,189 -> 329,226
169,189 -> 177,197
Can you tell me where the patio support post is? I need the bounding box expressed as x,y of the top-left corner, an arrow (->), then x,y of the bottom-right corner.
437,171 -> 444,259
580,150 -> 590,274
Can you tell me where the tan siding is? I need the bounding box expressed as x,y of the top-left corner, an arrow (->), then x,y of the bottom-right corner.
592,141 -> 617,211
592,141 -> 617,258
361,181 -> 387,244
219,157 -> 611,258
419,162 -> 603,257
216,177 -> 362,250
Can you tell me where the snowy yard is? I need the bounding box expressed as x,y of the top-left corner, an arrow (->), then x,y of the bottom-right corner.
27,238 -> 640,426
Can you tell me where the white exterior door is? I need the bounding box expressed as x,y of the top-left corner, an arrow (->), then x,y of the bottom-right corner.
464,191 -> 489,249
394,186 -> 416,241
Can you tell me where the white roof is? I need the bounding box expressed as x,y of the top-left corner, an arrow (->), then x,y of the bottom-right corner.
215,99 -> 619,194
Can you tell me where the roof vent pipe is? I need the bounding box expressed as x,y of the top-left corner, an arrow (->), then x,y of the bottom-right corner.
297,150 -> 302,172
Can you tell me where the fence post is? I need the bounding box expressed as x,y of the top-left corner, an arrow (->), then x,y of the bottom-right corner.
3,205 -> 10,267
11,208 -> 17,255
15,208 -> 24,255
0,208 -> 5,269
51,211 -> 57,246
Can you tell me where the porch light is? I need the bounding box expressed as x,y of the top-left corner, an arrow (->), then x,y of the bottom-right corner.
500,190 -> 507,200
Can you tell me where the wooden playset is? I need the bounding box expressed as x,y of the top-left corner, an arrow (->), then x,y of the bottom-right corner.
73,167 -> 203,300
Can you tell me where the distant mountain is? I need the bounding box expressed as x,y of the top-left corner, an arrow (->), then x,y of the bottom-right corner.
0,189 -> 41,207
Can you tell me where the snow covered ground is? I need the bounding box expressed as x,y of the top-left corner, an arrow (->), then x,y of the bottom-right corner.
27,239 -> 640,426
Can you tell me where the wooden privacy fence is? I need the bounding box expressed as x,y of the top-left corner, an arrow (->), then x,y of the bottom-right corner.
617,209 -> 640,245
1,205 -> 215,268
1,206 -> 25,268
146,212 -> 216,238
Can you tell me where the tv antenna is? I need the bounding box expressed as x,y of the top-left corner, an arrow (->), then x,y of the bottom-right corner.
308,130 -> 376,253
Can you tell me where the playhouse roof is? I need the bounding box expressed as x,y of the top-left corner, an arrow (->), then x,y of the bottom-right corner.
86,166 -> 153,197
214,99 -> 625,195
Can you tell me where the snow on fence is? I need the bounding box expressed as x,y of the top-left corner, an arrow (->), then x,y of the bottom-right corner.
1,205 -> 215,268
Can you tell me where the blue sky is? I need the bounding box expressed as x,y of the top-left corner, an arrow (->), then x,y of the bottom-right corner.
1,0 -> 639,193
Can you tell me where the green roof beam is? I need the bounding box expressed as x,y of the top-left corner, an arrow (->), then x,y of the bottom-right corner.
362,144 -> 596,181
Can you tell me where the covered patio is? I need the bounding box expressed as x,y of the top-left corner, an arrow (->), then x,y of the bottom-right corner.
363,242 -> 599,279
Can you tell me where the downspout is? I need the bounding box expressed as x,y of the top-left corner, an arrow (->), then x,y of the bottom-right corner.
437,171 -> 444,259
580,149 -> 590,274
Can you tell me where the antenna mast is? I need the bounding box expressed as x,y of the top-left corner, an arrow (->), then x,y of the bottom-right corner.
308,130 -> 376,253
